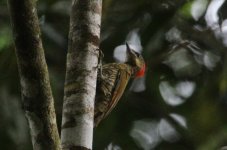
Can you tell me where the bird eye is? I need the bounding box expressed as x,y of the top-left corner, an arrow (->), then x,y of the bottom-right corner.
134,51 -> 140,57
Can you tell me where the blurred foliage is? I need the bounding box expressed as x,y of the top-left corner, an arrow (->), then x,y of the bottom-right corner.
1,0 -> 227,149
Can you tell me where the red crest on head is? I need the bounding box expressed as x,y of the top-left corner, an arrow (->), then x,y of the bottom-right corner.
136,64 -> 146,77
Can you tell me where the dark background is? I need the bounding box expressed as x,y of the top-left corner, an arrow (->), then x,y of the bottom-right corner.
1,0 -> 227,149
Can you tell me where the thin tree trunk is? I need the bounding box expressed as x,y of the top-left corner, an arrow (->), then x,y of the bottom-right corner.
8,0 -> 61,150
61,0 -> 102,149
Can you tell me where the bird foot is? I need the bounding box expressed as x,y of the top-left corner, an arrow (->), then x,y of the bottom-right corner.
96,48 -> 104,79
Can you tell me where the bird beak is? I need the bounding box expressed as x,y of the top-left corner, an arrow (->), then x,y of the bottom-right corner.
126,42 -> 131,53
126,42 -> 134,56
126,43 -> 132,62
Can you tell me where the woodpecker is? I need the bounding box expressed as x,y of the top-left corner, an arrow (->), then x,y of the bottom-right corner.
94,43 -> 146,126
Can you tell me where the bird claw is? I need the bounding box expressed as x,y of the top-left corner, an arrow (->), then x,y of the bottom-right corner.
96,48 -> 104,79
97,48 -> 104,59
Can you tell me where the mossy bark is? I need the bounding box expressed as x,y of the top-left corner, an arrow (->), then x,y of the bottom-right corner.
61,0 -> 102,149
8,0 -> 61,149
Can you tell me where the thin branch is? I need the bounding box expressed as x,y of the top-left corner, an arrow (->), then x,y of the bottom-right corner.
7,0 -> 61,149
61,0 -> 102,149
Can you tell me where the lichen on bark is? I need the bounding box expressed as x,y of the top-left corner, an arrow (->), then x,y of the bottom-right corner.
8,0 -> 61,149
61,0 -> 102,149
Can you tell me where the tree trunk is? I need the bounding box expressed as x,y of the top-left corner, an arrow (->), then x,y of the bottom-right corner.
8,0 -> 61,150
61,0 -> 102,149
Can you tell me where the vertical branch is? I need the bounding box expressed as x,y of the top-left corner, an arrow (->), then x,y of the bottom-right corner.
8,0 -> 61,150
61,0 -> 102,149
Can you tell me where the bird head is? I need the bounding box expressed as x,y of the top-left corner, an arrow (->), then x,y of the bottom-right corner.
126,43 -> 145,78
